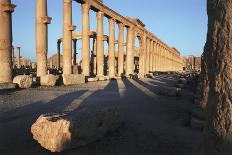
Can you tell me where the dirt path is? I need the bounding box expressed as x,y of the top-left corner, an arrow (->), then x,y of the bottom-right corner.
0,75 -> 202,155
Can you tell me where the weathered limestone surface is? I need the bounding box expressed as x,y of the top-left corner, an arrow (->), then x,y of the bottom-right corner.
40,74 -> 58,87
31,107 -> 121,152
13,75 -> 33,88
202,0 -> 232,154
62,74 -> 85,86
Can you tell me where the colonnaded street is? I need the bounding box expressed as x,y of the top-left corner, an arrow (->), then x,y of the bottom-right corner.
1,0 -> 232,154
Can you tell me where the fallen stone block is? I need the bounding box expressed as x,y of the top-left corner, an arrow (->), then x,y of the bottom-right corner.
63,74 -> 86,86
13,75 -> 33,88
40,74 -> 59,87
97,75 -> 108,81
155,86 -> 181,96
31,107 -> 121,152
0,83 -> 16,90
87,77 -> 99,82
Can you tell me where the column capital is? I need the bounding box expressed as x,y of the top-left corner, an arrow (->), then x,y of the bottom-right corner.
108,17 -> 116,23
96,11 -> 104,19
82,2 -> 90,11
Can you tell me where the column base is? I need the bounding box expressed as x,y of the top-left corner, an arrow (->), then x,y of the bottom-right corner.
0,82 -> 16,90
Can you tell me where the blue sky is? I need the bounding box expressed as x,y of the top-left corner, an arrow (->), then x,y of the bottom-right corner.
12,0 -> 207,61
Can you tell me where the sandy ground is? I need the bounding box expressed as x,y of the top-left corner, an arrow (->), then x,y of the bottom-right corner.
0,75 -> 202,155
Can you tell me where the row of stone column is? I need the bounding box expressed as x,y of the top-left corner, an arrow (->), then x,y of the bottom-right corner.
62,0 -> 135,78
140,37 -> 184,75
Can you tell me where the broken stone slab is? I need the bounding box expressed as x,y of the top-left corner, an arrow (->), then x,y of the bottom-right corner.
155,86 -> 181,96
87,77 -> 99,82
97,75 -> 109,81
62,74 -> 85,86
31,107 -> 121,152
40,74 -> 59,87
0,83 -> 16,90
13,75 -> 33,88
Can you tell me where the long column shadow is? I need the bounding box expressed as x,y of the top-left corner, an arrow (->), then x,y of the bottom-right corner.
0,89 -> 88,155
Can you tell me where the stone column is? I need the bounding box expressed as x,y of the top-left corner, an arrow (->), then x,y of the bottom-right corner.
11,46 -> 14,68
82,2 -> 90,76
154,42 -> 158,71
57,40 -> 61,69
117,22 -> 124,76
139,35 -> 146,77
153,42 -> 156,72
160,47 -> 163,71
157,44 -> 161,71
146,38 -> 150,73
16,47 -> 21,68
36,0 -> 51,77
149,40 -> 153,72
108,18 -> 115,78
141,35 -> 147,75
93,38 -> 97,75
63,0 -> 75,75
126,26 -> 135,76
0,0 -> 15,83
96,11 -> 104,76
73,39 -> 77,66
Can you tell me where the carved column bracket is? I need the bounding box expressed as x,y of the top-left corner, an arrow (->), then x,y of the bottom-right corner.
0,3 -> 16,12
41,16 -> 52,24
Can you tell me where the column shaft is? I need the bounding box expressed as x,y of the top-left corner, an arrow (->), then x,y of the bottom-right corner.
57,41 -> 61,69
16,47 -> 21,68
139,35 -> 146,77
117,23 -> 124,76
73,39 -> 77,65
149,40 -> 153,72
126,26 -> 135,76
12,46 -> 14,68
146,38 -> 150,73
36,0 -> 51,77
82,2 -> 90,76
108,18 -> 115,78
63,0 -> 74,75
96,11 -> 104,76
93,38 -> 97,75
0,0 -> 15,83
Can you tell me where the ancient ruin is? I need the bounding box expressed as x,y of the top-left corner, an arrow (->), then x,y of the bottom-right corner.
1,0 -> 231,154
0,0 -> 185,87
